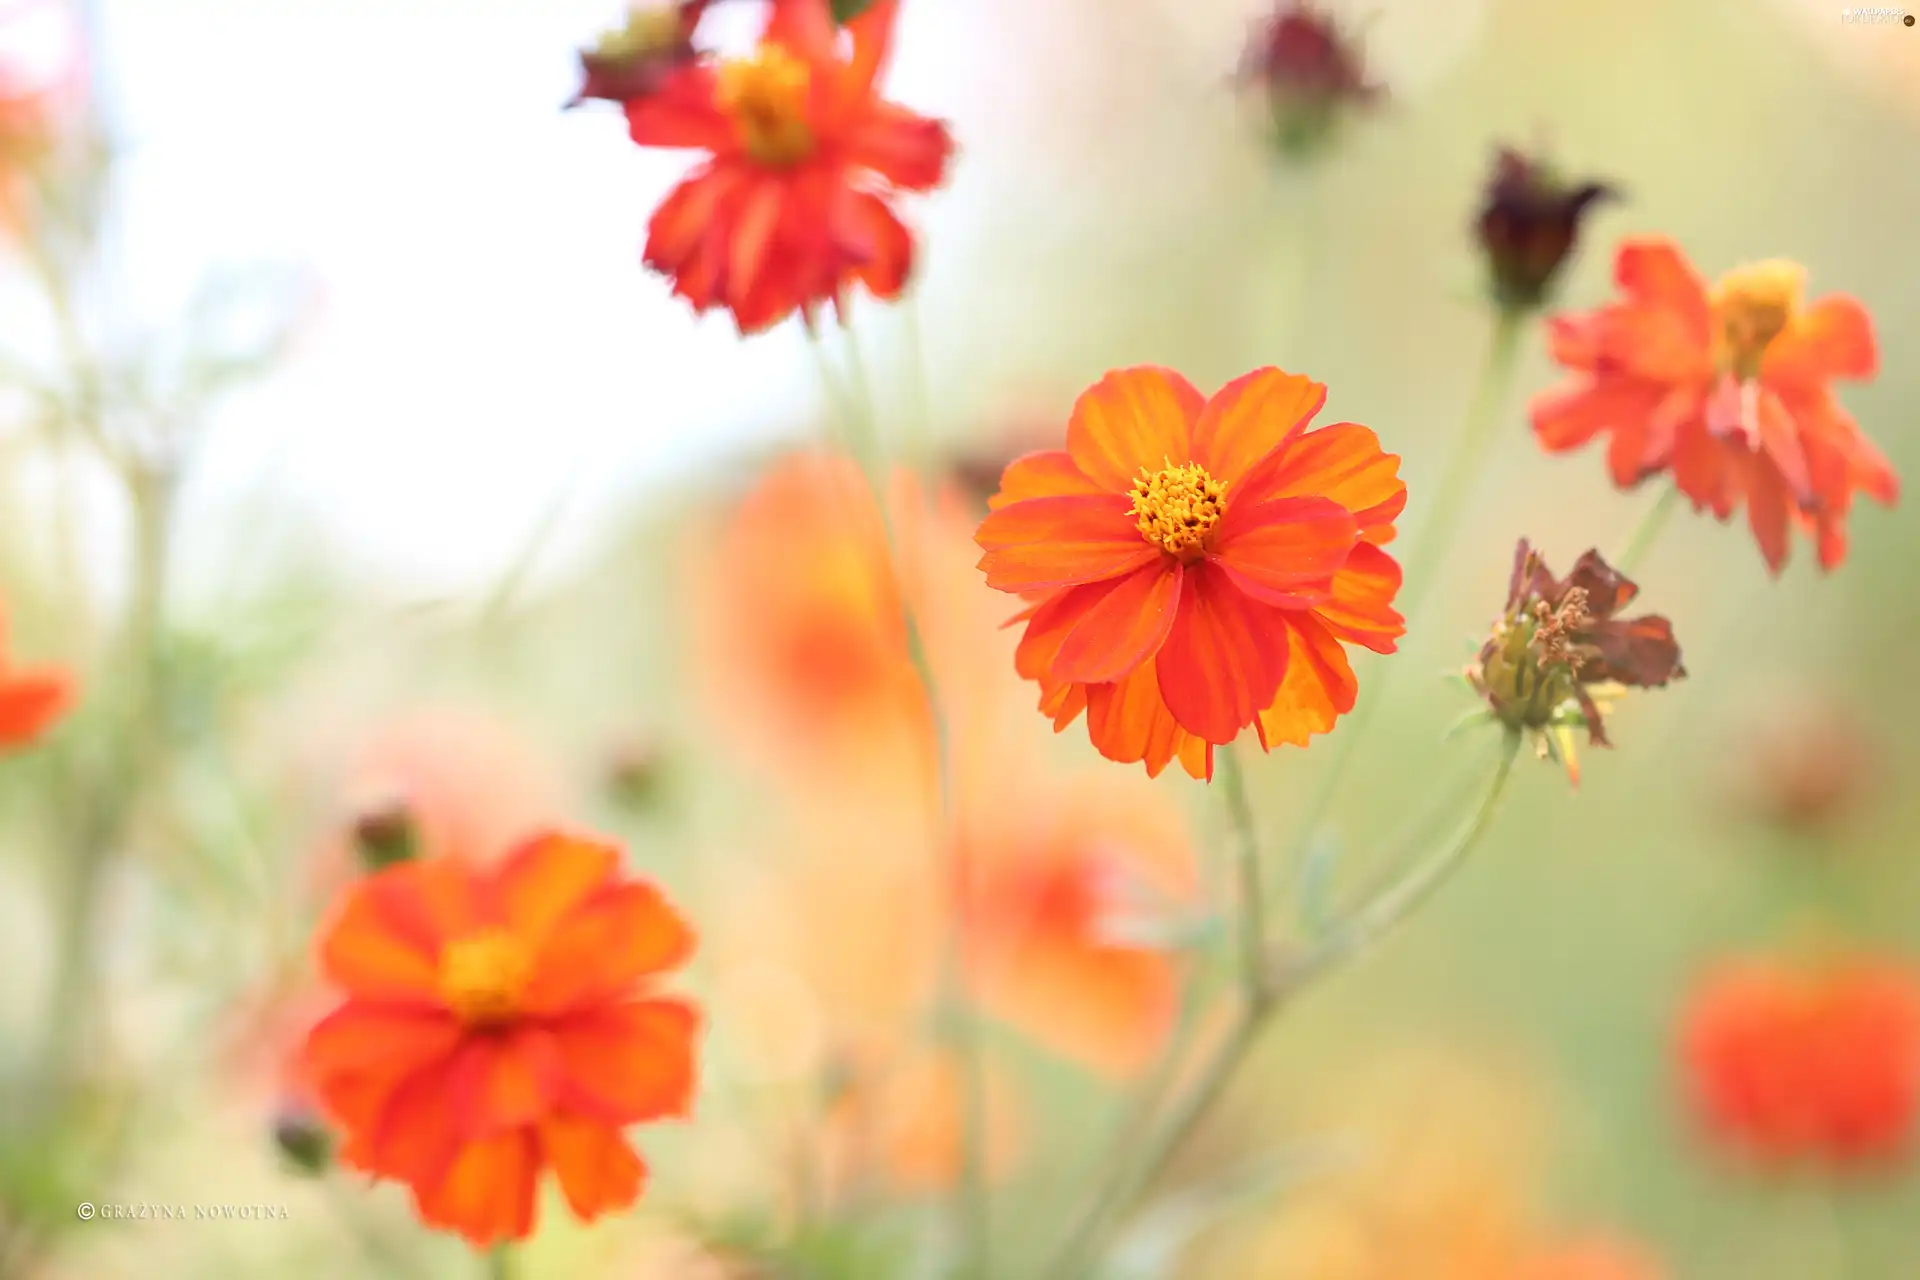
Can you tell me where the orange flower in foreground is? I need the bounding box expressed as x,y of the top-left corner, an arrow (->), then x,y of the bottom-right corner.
1679,953 -> 1920,1170
1532,237 -> 1897,573
0,599 -> 75,750
976,366 -> 1406,780
302,832 -> 699,1247
628,0 -> 953,333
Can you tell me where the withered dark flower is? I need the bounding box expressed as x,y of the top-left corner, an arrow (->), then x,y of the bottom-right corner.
271,1100 -> 333,1177
566,2 -> 707,109
1475,147 -> 1616,315
1462,539 -> 1685,786
349,796 -> 418,871
1237,2 -> 1383,162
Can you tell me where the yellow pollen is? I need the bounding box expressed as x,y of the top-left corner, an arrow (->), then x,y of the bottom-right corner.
716,45 -> 815,167
1711,258 -> 1805,378
436,930 -> 532,1027
1129,460 -> 1227,559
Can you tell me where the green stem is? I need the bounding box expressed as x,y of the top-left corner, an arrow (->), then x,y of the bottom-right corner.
1046,732 -> 1523,1278
1613,483 -> 1681,576
487,1245 -> 512,1280
1271,308 -> 1525,892
1219,748 -> 1268,1001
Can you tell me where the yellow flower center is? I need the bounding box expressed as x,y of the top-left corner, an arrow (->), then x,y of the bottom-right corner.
1711,259 -> 1805,379
436,929 -> 532,1027
1129,460 -> 1228,560
716,45 -> 816,167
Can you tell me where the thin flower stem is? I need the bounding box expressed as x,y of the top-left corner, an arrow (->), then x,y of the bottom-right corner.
487,1246 -> 512,1280
1046,731 -> 1523,1279
1219,747 -> 1268,1001
901,288 -> 936,480
1613,483 -> 1681,576
1271,308 -> 1526,897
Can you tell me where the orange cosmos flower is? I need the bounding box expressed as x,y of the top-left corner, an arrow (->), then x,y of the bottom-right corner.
1532,237 -> 1897,573
975,366 -> 1406,780
1679,952 -> 1920,1170
0,598 -> 75,750
302,831 -> 699,1247
1512,1239 -> 1665,1280
627,0 -> 954,333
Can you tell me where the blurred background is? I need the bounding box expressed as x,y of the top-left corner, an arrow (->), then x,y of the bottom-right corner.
0,0 -> 1917,1275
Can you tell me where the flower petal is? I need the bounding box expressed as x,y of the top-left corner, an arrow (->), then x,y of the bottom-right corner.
1746,453 -> 1792,575
0,668 -> 74,747
1052,562 -> 1182,685
492,832 -> 619,949
1085,663 -> 1189,777
1065,367 -> 1205,493
1255,615 -> 1357,749
625,65 -> 732,151
845,101 -> 954,191
1763,295 -> 1877,386
522,880 -> 696,1015
1154,561 -> 1287,744
317,863 -> 475,1004
444,1028 -> 562,1137
1189,368 -> 1326,488
552,998 -> 700,1125
1530,377 -> 1667,454
1256,422 -> 1405,540
304,1003 -> 463,1084
414,1129 -> 541,1248
988,451 -> 1104,510
974,494 -> 1157,592
1210,496 -> 1358,607
540,1115 -> 648,1221
1615,237 -> 1712,330
1311,542 -> 1404,654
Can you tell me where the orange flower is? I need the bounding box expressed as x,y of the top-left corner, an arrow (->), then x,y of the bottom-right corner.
1532,237 -> 1897,573
975,366 -> 1406,780
1512,1239 -> 1664,1280
1678,953 -> 1920,1169
627,0 -> 954,333
301,831 -> 699,1247
0,598 -> 75,750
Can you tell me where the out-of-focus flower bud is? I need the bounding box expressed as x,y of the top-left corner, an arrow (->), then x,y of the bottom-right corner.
604,735 -> 670,813
567,3 -> 704,109
1730,699 -> 1880,842
1463,539 -> 1684,788
1475,147 -> 1617,315
1236,2 -> 1382,163
271,1100 -> 333,1176
351,796 -> 419,871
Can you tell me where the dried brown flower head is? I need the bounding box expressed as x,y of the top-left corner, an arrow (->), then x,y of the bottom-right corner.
567,2 -> 706,109
1237,2 -> 1383,163
1475,146 -> 1617,315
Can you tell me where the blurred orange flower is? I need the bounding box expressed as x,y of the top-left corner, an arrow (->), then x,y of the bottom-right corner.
1532,237 -> 1897,573
302,832 -> 699,1247
976,365 -> 1406,780
1679,952 -> 1920,1169
628,0 -> 954,333
817,1041 -> 1026,1198
1725,695 -> 1880,841
0,598 -> 75,750
1512,1239 -> 1664,1280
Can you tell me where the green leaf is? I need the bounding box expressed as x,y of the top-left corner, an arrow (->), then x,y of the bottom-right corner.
831,0 -> 882,22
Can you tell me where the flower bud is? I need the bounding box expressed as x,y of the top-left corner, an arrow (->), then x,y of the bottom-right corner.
1475,147 -> 1617,315
567,3 -> 703,109
271,1100 -> 333,1176
352,797 -> 419,871
604,736 -> 670,813
1237,2 -> 1382,163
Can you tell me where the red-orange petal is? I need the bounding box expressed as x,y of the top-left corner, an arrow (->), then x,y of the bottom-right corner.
1254,614 -> 1357,749
1065,367 -> 1204,494
1085,662 -> 1188,777
414,1129 -> 541,1248
625,64 -> 732,151
1154,562 -> 1286,744
304,1003 -> 462,1084
493,832 -> 618,950
974,494 -> 1157,592
522,880 -> 696,1015
845,101 -> 954,191
1051,562 -> 1182,685
316,871 -> 455,1006
840,0 -> 899,101
0,668 -> 74,747
1763,294 -> 1878,386
445,1028 -> 563,1137
363,1064 -> 465,1187
989,450 -> 1104,510
1210,496 -> 1358,607
1310,542 -> 1404,654
540,1115 -> 648,1221
1189,368 -> 1325,489
1257,422 -> 1405,541
1745,453 -> 1792,575
840,189 -> 915,301
1614,237 -> 1712,333
552,998 -> 700,1125
1530,377 -> 1667,454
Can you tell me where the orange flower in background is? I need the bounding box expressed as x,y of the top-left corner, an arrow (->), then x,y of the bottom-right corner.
0,599 -> 75,750
302,832 -> 699,1247
1512,1239 -> 1665,1280
1679,953 -> 1920,1169
627,0 -> 954,333
976,366 -> 1406,780
1532,237 -> 1897,573
817,1042 -> 1026,1198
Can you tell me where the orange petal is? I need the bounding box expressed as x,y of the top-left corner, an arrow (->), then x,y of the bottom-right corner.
1154,562 -> 1286,744
1209,496 -> 1358,607
552,998 -> 700,1125
624,65 -> 732,151
492,832 -> 619,950
1085,663 -> 1187,777
1745,453 -> 1792,575
841,189 -> 915,301
1670,417 -> 1740,519
1530,377 -> 1667,453
1189,368 -> 1325,489
1255,615 -> 1357,749
845,101 -> 953,191
988,450 -> 1103,510
1311,542 -> 1404,654
303,1003 -> 462,1085
523,880 -> 696,1015
765,0 -> 841,67
974,494 -> 1157,592
1258,422 -> 1405,540
1051,562 -> 1182,685
0,668 -> 74,747
539,1115 -> 647,1221
1614,237 -> 1712,328
973,933 -> 1177,1077
1763,294 -> 1877,386
1753,388 -> 1814,504
413,1129 -> 541,1248
1176,734 -> 1212,781
1065,367 -> 1204,493
841,0 -> 899,100
316,869 -> 462,1004
445,1029 -> 562,1137
363,1064 -> 466,1187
